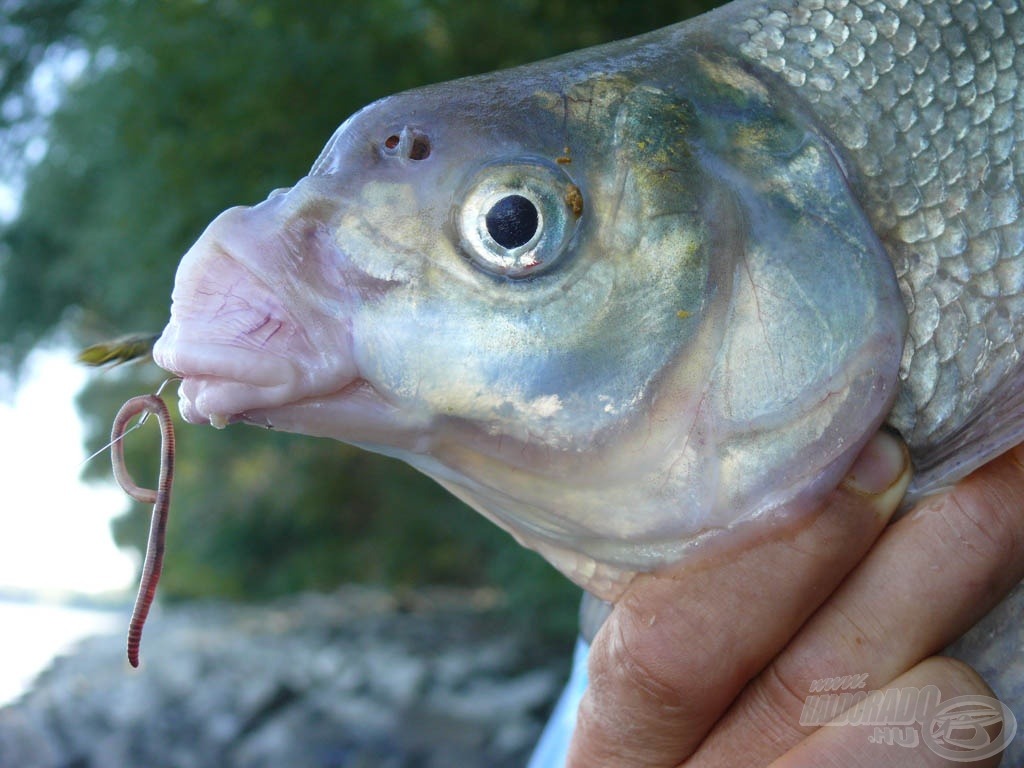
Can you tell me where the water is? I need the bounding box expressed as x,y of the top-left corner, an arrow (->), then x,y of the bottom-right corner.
0,598 -> 121,707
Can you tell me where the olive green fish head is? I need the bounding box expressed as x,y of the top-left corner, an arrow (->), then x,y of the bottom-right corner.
155,41 -> 905,597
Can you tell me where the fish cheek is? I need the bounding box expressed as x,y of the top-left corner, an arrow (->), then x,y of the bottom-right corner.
674,57 -> 907,526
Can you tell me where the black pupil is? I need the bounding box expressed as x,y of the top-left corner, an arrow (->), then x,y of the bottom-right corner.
485,195 -> 539,249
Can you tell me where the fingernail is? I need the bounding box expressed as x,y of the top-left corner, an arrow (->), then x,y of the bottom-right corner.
843,431 -> 908,496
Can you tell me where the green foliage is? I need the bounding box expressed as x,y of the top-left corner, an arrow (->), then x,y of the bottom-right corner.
2,0 -> 721,638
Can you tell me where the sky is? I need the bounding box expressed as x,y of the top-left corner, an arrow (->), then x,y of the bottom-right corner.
0,348 -> 137,596
0,184 -> 17,221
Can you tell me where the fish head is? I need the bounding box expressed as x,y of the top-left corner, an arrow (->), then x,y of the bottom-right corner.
154,43 -> 906,599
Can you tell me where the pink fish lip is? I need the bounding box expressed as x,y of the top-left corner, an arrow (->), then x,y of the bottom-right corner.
235,378 -> 370,420
234,379 -> 435,454
233,378 -> 380,429
154,341 -> 297,387
168,371 -> 368,429
154,339 -> 306,425
153,333 -> 389,436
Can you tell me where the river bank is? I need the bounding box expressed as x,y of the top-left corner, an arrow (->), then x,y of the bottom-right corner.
0,586 -> 571,767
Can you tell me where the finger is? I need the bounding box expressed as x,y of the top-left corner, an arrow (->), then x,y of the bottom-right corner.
769,657 -> 1007,768
566,431 -> 911,768
692,443 -> 1024,766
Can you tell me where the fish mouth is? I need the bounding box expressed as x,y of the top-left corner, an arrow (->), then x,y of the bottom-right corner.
183,375 -> 432,452
175,374 -> 362,427
175,374 -> 319,429
240,380 -> 432,451
155,341 -> 431,449
153,339 -> 306,426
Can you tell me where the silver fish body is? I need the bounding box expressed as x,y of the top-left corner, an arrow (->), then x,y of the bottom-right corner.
153,0 -> 1024,750
725,0 -> 1024,495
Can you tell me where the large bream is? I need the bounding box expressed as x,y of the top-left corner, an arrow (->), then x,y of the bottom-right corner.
153,0 -> 1024,737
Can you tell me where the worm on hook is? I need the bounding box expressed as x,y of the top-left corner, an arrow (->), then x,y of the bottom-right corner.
110,391 -> 175,668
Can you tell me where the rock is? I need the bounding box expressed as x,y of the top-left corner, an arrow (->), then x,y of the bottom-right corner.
0,586 -> 570,768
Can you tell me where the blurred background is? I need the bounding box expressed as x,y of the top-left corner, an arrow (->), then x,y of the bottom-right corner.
0,0 -> 723,711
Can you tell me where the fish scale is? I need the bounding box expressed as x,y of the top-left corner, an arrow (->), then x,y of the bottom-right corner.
726,0 -> 1024,489
720,6 -> 1024,750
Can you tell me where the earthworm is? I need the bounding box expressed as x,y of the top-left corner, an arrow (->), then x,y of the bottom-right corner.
110,393 -> 175,668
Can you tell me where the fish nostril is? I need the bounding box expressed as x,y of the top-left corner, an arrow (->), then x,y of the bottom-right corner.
408,135 -> 430,160
381,128 -> 431,161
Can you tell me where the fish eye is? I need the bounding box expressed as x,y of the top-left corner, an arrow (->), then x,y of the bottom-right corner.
456,159 -> 582,278
485,195 -> 539,249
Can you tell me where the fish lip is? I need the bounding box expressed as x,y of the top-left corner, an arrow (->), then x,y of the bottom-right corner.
233,379 -> 434,453
234,378 -> 372,427
158,347 -> 412,444
154,338 -> 311,427
174,374 -> 297,427
153,340 -> 297,389
173,374 -> 376,428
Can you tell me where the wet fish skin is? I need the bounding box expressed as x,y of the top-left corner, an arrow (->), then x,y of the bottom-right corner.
152,0 -> 1024,753
155,32 -> 908,596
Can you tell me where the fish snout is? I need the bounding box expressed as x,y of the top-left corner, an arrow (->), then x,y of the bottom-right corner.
153,202 -> 361,427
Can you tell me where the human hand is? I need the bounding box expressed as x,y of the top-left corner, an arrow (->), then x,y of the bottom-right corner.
567,431 -> 1024,767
